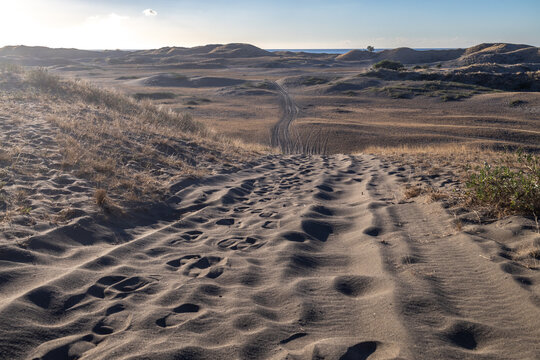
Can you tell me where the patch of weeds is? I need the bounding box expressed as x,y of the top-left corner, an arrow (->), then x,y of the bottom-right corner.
371,81 -> 489,101
509,99 -> 528,107
441,93 -> 469,102
133,92 -> 177,100
94,188 -> 108,207
183,97 -> 211,106
383,87 -> 414,99
301,76 -> 329,86
18,206 -> 31,215
169,73 -> 188,80
249,81 -> 275,90
404,185 -> 423,199
115,75 -> 140,80
373,60 -> 404,71
26,68 -> 62,92
466,151 -> 540,216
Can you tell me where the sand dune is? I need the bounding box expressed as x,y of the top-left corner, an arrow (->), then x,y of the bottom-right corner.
458,43 -> 540,65
138,74 -> 246,88
2,43 -> 539,69
208,43 -> 275,58
1,45 -> 540,360
1,154 -> 539,359
336,48 -> 465,63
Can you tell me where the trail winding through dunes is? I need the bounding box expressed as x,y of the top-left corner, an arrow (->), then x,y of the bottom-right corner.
1,155 -> 539,359
270,82 -> 299,153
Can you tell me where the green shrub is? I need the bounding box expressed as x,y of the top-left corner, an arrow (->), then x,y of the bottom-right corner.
466,151 -> 540,215
373,60 -> 404,71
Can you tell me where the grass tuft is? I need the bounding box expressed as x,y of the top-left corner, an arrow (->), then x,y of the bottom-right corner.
94,189 -> 108,207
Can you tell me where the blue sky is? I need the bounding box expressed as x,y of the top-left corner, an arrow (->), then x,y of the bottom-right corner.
0,0 -> 539,49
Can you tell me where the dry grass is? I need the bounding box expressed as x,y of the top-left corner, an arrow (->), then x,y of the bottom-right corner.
0,67 -> 270,207
512,243 -> 540,269
403,185 -> 423,199
367,143 -> 539,219
365,143 -> 508,188
365,143 -> 503,164
94,189 -> 108,207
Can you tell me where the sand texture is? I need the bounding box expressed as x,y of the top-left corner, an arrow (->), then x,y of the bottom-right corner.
1,154 -> 539,359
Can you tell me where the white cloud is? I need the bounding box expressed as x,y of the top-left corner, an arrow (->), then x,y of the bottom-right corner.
143,9 -> 157,17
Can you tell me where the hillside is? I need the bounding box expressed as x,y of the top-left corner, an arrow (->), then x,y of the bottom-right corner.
458,43 -> 540,64
337,48 -> 465,63
0,66 -> 264,217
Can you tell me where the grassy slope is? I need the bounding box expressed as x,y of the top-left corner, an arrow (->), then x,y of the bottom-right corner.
0,66 -> 268,208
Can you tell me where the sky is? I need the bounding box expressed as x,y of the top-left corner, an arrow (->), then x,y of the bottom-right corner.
0,0 -> 539,50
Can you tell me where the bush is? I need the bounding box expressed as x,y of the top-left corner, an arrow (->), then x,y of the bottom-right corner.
510,99 -> 527,107
26,68 -> 61,91
373,60 -> 404,71
466,151 -> 540,215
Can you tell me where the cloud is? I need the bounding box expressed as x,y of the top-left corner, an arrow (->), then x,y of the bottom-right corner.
143,9 -> 157,17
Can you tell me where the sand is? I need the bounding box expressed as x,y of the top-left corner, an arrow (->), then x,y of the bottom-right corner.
1,152 -> 539,359
1,43 -> 540,359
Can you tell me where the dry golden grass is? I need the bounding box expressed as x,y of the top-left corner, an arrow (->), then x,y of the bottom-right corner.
512,243 -> 540,270
94,189 -> 108,207
0,67 -> 271,207
403,185 -> 423,199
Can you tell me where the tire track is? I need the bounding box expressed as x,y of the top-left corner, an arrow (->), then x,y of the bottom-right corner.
270,82 -> 300,154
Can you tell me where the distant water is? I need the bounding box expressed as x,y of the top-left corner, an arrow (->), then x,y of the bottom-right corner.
267,48 -> 457,54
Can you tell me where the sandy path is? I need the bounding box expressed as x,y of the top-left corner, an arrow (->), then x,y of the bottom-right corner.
270,82 -> 299,153
1,155 -> 539,359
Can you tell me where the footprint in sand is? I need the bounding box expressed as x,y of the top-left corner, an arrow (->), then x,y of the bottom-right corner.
166,254 -> 226,278
217,236 -> 264,251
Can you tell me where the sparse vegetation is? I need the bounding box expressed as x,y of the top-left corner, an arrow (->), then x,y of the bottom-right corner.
373,60 -> 404,71
466,151 -> 540,216
369,80 -> 492,101
94,188 -> 108,207
115,75 -> 140,80
0,67 -> 268,207
510,99 -> 528,107
133,92 -> 176,100
249,81 -> 275,90
169,73 -> 188,80
367,46 -> 375,53
301,76 -> 329,86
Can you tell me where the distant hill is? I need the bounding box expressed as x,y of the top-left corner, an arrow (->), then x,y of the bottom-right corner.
336,50 -> 376,61
458,43 -> 540,65
337,48 -> 465,63
1,43 -> 539,67
0,43 -> 275,66
376,47 -> 464,64
336,44 -> 540,66
0,45 -> 124,60
207,43 -> 274,58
